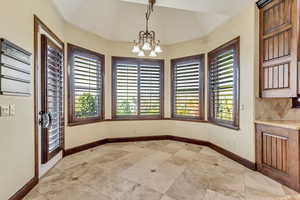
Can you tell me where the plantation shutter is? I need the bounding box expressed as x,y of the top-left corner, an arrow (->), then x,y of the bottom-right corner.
40,34 -> 64,163
208,38 -> 239,129
171,55 -> 204,120
68,44 -> 104,126
112,57 -> 164,119
115,62 -> 138,116
73,55 -> 101,118
140,63 -> 162,116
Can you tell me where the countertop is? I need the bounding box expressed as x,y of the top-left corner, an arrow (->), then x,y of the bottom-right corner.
255,120 -> 300,130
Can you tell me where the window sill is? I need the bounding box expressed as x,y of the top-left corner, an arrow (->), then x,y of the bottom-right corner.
67,118 -> 239,131
208,120 -> 240,131
165,118 -> 209,123
106,118 -> 164,122
68,118 -> 104,127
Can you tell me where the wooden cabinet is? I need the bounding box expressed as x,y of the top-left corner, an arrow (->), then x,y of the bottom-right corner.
258,0 -> 299,98
255,123 -> 300,191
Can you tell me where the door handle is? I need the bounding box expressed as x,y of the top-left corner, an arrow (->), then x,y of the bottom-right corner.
39,111 -> 52,129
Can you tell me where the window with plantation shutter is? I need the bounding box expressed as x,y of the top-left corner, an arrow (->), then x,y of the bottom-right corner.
171,55 -> 205,121
208,37 -> 240,130
68,44 -> 104,126
112,57 -> 164,120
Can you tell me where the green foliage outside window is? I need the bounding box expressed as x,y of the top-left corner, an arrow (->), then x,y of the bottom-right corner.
75,93 -> 97,118
117,98 -> 137,115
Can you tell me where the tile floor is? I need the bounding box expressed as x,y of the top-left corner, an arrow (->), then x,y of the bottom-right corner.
24,140 -> 300,200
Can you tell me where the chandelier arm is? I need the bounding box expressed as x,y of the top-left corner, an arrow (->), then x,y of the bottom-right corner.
149,31 -> 155,48
139,31 -> 145,44
150,31 -> 155,41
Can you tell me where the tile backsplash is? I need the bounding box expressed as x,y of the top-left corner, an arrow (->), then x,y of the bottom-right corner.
256,98 -> 300,120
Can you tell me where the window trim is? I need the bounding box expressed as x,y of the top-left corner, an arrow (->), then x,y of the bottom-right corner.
111,56 -> 164,120
170,54 -> 205,121
67,43 -> 105,126
207,37 -> 240,130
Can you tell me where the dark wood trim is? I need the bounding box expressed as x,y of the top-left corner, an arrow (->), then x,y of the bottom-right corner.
67,43 -> 105,126
8,177 -> 38,200
105,118 -> 167,122
111,56 -> 164,120
170,54 -> 205,121
63,136 -> 169,156
68,119 -> 104,127
63,135 -> 256,171
40,34 -> 64,164
210,143 -> 256,170
168,135 -> 211,146
63,139 -> 108,156
33,15 -> 65,178
207,37 -> 240,130
256,0 -> 273,8
106,135 -> 170,143
164,118 -> 209,123
169,135 -> 255,170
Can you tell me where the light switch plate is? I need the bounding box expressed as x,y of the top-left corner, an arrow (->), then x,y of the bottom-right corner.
0,105 -> 10,117
9,104 -> 16,116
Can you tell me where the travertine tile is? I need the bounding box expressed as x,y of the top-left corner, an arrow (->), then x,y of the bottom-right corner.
86,175 -> 162,200
182,143 -> 203,153
120,159 -> 185,193
160,195 -> 176,200
208,172 -> 245,199
166,168 -> 209,200
140,140 -> 180,154
282,186 -> 299,196
166,149 -> 198,166
23,189 -> 47,200
244,171 -> 286,200
203,190 -> 242,200
24,141 -> 300,200
44,183 -> 111,200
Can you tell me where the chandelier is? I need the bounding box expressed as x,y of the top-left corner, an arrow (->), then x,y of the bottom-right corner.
132,0 -> 162,57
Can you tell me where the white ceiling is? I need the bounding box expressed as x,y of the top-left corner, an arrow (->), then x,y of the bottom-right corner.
52,0 -> 253,45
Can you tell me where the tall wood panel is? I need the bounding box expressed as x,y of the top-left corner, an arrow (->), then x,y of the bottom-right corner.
256,124 -> 300,191
259,0 -> 299,97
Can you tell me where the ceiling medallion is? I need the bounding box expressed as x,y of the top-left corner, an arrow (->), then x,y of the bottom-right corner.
132,0 -> 162,57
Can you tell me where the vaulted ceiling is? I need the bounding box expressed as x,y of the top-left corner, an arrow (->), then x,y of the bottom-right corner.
52,0 -> 253,45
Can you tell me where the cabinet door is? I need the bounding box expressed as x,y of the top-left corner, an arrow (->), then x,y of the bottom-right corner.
259,0 -> 299,97
255,124 -> 300,191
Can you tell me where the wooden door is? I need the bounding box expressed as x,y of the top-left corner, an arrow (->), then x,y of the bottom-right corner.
40,34 -> 64,164
259,0 -> 299,97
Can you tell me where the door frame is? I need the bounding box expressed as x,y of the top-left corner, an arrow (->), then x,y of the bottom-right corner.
33,15 -> 65,179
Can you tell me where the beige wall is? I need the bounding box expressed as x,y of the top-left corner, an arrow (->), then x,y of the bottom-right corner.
0,1 -> 259,199
64,23 -> 170,149
0,0 -> 65,199
166,3 -> 258,162
65,3 -> 258,162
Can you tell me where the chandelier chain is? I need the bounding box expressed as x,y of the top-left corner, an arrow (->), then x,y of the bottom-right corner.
132,0 -> 162,57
